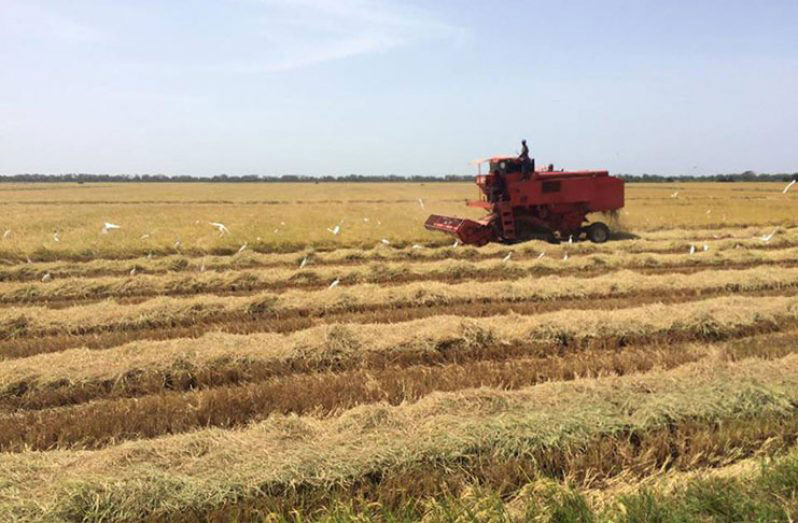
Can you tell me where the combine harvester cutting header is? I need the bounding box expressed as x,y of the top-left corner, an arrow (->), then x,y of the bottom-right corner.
425,152 -> 625,246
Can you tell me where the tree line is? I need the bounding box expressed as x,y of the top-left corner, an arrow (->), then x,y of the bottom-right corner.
0,171 -> 795,183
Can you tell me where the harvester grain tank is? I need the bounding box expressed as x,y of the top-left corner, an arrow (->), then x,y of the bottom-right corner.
425,156 -> 624,246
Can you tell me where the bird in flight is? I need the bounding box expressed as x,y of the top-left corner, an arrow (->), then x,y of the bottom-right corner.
101,222 -> 120,234
759,230 -> 777,243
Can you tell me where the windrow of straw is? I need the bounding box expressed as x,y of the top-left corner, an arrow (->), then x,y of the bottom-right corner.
2,226 -> 797,282
0,346 -> 704,451
0,292 -> 739,360
4,245 -> 798,306
279,449 -> 798,522
3,354 -> 798,521
1,295 -> 797,410
6,328 -> 798,451
1,265 -> 797,343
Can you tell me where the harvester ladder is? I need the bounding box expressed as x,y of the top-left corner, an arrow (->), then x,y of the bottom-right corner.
498,202 -> 516,241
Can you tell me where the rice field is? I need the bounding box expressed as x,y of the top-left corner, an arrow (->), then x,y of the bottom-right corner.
1,181 -> 797,522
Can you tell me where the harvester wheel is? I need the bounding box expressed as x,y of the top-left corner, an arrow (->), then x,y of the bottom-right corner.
587,222 -> 610,243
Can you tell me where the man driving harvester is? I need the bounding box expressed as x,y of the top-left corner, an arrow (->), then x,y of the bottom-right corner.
519,139 -> 534,179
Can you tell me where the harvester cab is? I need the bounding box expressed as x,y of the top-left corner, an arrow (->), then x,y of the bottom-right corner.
425,155 -> 624,246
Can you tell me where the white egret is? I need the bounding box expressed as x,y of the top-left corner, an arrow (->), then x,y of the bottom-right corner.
671,191 -> 679,198
418,198 -> 425,209
327,225 -> 341,235
209,222 -> 229,236
129,267 -> 137,276
784,180 -> 796,194
101,222 -> 120,234
2,230 -> 9,239
381,239 -> 390,245
411,244 -> 423,249
689,245 -> 696,255
299,256 -> 308,268
237,243 -> 247,254
41,272 -> 52,282
502,252 -> 512,262
452,239 -> 460,248
760,230 -> 777,243
329,278 -> 340,289
703,243 -> 709,252
537,252 -> 545,259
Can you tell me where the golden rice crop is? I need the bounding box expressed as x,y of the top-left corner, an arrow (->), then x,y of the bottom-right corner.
0,182 -> 794,260
2,182 -> 797,521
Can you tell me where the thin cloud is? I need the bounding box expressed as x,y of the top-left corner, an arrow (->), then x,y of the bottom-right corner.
1,2 -> 105,43
208,0 -> 465,73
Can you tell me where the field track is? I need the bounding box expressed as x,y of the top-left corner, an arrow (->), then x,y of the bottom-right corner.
2,198 -> 798,520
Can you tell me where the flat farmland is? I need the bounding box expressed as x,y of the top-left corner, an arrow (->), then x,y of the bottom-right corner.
1,181 -> 798,522
0,181 -> 795,258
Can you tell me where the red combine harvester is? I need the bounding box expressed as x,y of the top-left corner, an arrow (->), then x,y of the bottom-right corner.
425,157 -> 624,246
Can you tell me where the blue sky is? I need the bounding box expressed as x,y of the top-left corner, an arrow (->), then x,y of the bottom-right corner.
1,0 -> 796,176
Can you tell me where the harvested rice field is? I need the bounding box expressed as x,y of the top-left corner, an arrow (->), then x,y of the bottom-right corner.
1,181 -> 798,522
